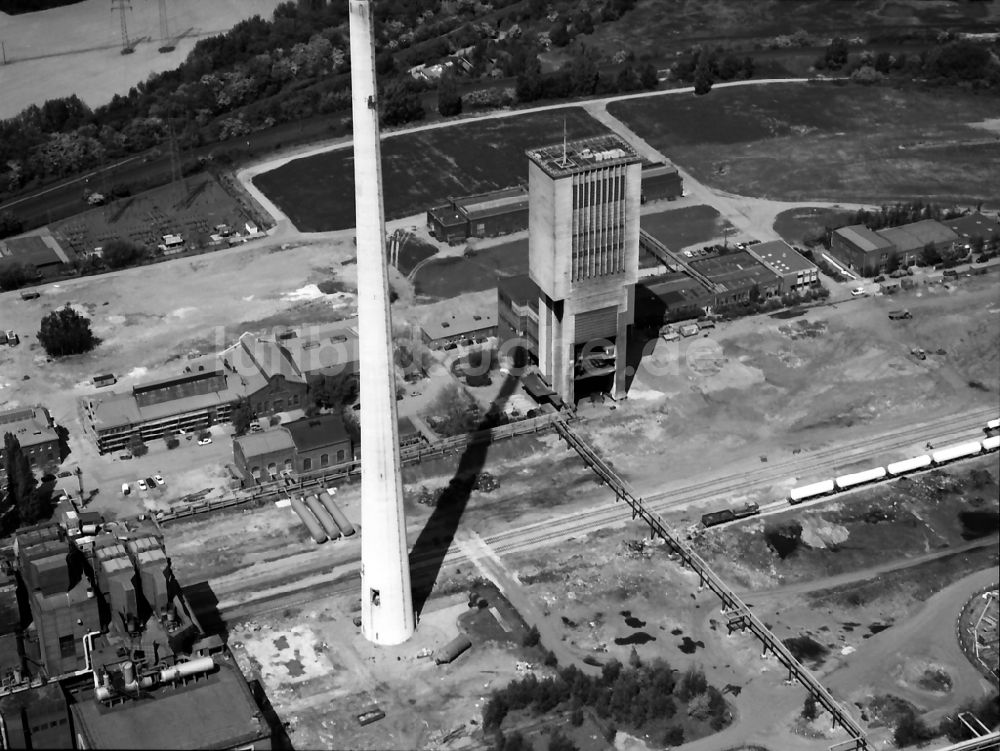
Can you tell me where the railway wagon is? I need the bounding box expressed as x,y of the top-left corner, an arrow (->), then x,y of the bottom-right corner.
887,455 -> 932,476
931,441 -> 983,465
290,496 -> 327,544
985,418 -> 1000,435
835,466 -> 888,490
789,479 -> 835,504
319,490 -> 356,537
702,502 -> 760,528
305,494 -> 342,540
982,435 -> 1000,452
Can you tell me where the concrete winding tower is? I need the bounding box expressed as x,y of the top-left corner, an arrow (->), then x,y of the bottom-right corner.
527,135 -> 642,404
349,0 -> 415,645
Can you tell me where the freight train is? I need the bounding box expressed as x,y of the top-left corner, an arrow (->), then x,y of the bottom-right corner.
788,429 -> 1000,505
700,419 -> 999,526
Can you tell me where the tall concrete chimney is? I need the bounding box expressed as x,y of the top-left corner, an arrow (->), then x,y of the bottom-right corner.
349,0 -> 415,645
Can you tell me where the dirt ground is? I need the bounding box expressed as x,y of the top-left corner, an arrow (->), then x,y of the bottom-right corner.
0,0 -> 286,118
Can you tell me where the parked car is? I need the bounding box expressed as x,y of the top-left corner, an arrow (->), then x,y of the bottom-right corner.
197,437 -> 212,446
850,287 -> 866,297
145,476 -> 157,490
121,482 -> 130,496
137,479 -> 148,491
153,474 -> 165,486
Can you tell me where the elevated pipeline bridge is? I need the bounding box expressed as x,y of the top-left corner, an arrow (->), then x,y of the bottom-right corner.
552,418 -> 870,751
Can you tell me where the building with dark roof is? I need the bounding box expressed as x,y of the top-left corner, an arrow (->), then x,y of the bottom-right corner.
0,232 -> 75,279
747,240 -> 818,292
0,404 -> 60,469
233,414 -> 353,484
689,250 -> 781,305
942,212 -> 998,247
635,273 -> 715,325
875,219 -> 958,266
0,682 -> 72,749
640,162 -> 683,203
497,274 -> 540,365
427,186 -> 530,243
830,225 -> 895,275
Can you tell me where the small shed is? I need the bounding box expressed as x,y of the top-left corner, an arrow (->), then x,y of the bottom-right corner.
434,634 -> 472,665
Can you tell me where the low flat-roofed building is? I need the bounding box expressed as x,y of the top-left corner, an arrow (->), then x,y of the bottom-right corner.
497,274 -> 540,364
421,310 -> 498,350
69,652 -> 270,750
270,318 -> 361,380
830,224 -> 895,275
0,404 -> 60,468
942,212 -> 998,247
876,219 -> 958,266
426,204 -> 468,244
747,240 -> 818,292
0,231 -> 74,279
689,250 -> 781,305
0,682 -> 73,749
636,272 -> 714,325
427,186 -> 530,243
640,161 -> 683,203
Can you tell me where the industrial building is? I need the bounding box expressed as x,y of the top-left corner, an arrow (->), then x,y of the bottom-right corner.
635,273 -> 715,326
527,134 -> 642,403
0,405 -> 61,468
81,319 -> 362,454
689,250 -> 781,305
830,225 -> 896,275
875,219 -> 958,267
0,516 -> 271,749
496,274 -> 540,365
426,187 -> 531,243
421,310 -> 497,350
746,240 -> 819,293
942,212 -> 998,247
233,413 -> 353,484
640,161 -> 683,203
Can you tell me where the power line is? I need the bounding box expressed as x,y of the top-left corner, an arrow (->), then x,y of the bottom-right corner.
110,0 -> 134,55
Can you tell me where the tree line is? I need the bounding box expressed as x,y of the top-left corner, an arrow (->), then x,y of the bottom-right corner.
0,0 -> 645,207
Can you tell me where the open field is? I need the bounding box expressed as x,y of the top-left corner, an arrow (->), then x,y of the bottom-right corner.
608,82 -> 1000,207
414,238 -> 528,302
640,204 -> 736,251
252,108 -> 611,232
0,0 -> 286,119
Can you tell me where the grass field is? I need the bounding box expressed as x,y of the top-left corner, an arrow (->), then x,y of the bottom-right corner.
253,108 -> 611,232
772,206 -> 857,247
639,204 -> 735,251
413,238 -> 528,301
608,82 -> 1000,206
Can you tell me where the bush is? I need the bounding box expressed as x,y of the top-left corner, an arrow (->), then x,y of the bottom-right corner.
102,239 -> 145,269
165,436 -> 180,449
522,624 -> 541,647
675,665 -> 708,702
894,707 -> 933,747
764,520 -> 803,558
663,725 -> 684,746
0,262 -> 34,291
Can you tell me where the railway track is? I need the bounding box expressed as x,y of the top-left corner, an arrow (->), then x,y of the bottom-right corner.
212,406 -> 996,629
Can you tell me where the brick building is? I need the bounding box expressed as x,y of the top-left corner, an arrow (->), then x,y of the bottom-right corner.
0,405 -> 60,469
830,225 -> 896,275
747,240 -> 819,293
233,414 -> 353,483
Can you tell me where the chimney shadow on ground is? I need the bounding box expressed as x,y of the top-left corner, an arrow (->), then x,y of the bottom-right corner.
409,372 -> 521,618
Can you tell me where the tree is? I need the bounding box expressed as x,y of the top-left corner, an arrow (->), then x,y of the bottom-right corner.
894,708 -> 933,747
717,54 -> 740,80
825,37 -> 849,70
522,624 -> 541,647
102,239 -> 145,269
230,397 -> 253,436
569,54 -> 600,96
572,10 -> 594,35
663,725 -> 684,746
37,305 -> 98,356
628,647 -> 641,668
693,56 -> 713,95
547,729 -> 578,751
920,242 -> 941,266
639,63 -> 659,89
549,18 -> 571,48
0,263 -> 34,292
676,665 -> 707,702
127,434 -> 148,457
802,694 -> 818,721
0,211 -> 24,240
380,82 -> 425,127
437,72 -> 462,117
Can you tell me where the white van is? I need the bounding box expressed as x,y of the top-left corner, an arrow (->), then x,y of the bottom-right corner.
121,482 -> 130,496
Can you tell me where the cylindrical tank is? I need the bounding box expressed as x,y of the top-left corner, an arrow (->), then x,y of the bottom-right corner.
319,491 -> 355,537
304,495 -> 342,540
121,661 -> 135,686
433,634 -> 472,664
290,496 -> 327,544
159,656 -> 215,683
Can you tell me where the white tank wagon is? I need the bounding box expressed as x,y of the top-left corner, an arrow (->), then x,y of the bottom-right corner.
290,496 -> 327,544
789,479 -> 835,504
834,466 -> 888,490
985,418 -> 1000,434
982,435 -> 1000,452
305,494 -> 342,541
931,441 -> 983,465
887,455 -> 932,476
